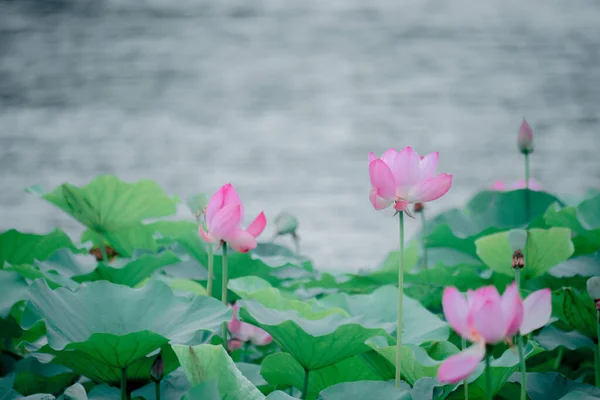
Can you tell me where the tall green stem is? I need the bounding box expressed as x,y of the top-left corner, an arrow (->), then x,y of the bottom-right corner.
155,381 -> 161,400
524,153 -> 530,190
462,338 -> 469,400
485,351 -> 492,400
302,369 -> 309,399
221,243 -> 229,346
98,233 -> 109,262
553,347 -> 564,370
420,211 -> 428,270
395,212 -> 405,388
121,368 -> 127,400
207,246 -> 214,297
595,309 -> 600,387
515,266 -> 527,400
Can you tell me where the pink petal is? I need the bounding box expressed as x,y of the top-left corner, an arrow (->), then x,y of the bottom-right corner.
369,159 -> 396,200
225,229 -> 257,253
209,204 -> 242,241
409,173 -> 452,203
393,146 -> 421,196
491,180 -> 506,191
198,225 -> 215,243
205,184 -> 227,225
370,187 -> 394,210
381,148 -> 399,167
437,343 -> 485,384
442,287 -> 473,340
222,183 -> 242,206
419,152 -> 439,182
520,289 -> 552,335
246,212 -> 266,238
228,303 -> 243,335
250,327 -> 273,346
470,294 -> 508,344
501,282 -> 524,337
393,198 -> 410,212
368,152 -> 377,164
228,339 -> 243,351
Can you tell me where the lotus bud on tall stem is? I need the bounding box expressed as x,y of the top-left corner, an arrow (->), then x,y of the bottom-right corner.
414,203 -> 428,270
518,119 -> 534,219
98,233 -> 109,263
221,242 -> 229,346
196,208 -> 215,297
586,276 -> 600,387
512,249 -> 527,400
485,348 -> 493,400
150,354 -> 164,400
462,338 -> 469,400
395,211 -> 405,388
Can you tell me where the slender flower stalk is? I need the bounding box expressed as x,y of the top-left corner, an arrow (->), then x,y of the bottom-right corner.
518,119 -> 534,218
155,382 -> 161,400
587,277 -> 600,387
462,338 -> 469,400
395,211 -> 405,387
414,203 -> 427,270
513,250 -> 527,400
121,368 -> 127,400
206,246 -> 214,297
485,351 -> 493,400
221,243 -> 229,344
98,233 -> 109,262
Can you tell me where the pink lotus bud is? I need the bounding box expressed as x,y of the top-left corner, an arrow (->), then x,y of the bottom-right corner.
413,202 -> 424,213
587,277 -> 600,310
150,354 -> 164,382
518,119 -> 534,154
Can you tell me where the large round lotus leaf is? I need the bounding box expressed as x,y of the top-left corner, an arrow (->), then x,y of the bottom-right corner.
172,344 -> 264,400
20,280 -> 231,384
317,381 -> 411,400
260,352 -> 380,399
12,358 -> 76,397
317,285 -> 449,344
516,372 -> 600,400
0,270 -> 29,319
131,368 -> 190,400
424,190 -> 561,256
534,325 -> 595,351
0,230 -> 80,267
475,228 -> 574,279
81,225 -> 159,258
551,288 -> 597,339
72,250 -> 180,287
29,175 -> 178,234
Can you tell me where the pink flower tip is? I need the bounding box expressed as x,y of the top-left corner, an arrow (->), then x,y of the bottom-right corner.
518,118 -> 534,154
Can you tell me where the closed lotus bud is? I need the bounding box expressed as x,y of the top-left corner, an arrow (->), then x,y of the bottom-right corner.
413,202 -> 424,213
518,119 -> 534,154
512,249 -> 525,269
274,212 -> 298,236
586,276 -> 600,310
150,354 -> 164,382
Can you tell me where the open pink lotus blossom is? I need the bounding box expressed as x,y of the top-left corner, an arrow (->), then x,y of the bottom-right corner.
199,183 -> 266,253
228,303 -> 272,347
490,179 -> 542,191
368,147 -> 452,216
518,119 -> 534,154
437,284 -> 551,384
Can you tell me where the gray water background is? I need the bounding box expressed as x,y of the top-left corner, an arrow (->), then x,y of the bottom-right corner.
1,0 -> 599,271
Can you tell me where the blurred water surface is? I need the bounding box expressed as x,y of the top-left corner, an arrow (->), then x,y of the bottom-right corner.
1,0 -> 599,270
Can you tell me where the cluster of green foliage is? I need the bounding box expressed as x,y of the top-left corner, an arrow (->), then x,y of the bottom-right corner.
0,175 -> 599,399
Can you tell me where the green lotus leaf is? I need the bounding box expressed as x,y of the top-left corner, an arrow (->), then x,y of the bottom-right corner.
36,249 -> 97,279
558,393 -> 600,400
20,280 -> 231,384
150,276 -> 208,297
365,338 -> 459,385
81,225 -> 159,258
236,362 -> 274,394
12,357 -> 76,397
131,369 -> 190,400
446,341 -> 544,400
0,230 -> 80,267
30,175 -> 178,234
316,285 -> 449,344
264,391 -> 296,400
511,372 -> 600,400
3,264 -> 79,292
475,228 -> 574,279
535,325 -> 595,351
172,344 -> 264,400
57,383 -> 88,400
181,381 -> 221,400
552,287 -> 597,339
260,352 -> 380,399
425,190 -> 561,256
0,270 -> 30,319
317,381 -> 411,400
0,374 -> 55,400
186,193 -> 209,219
73,250 -> 180,287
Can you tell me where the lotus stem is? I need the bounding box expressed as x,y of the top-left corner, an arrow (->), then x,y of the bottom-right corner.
462,338 -> 469,400
292,233 -> 301,255
595,309 -> 600,387
553,347 -> 564,370
302,369 -> 309,399
98,233 -> 109,262
395,211 -> 405,388
517,334 -> 527,400
524,153 -> 531,221
207,245 -> 214,297
121,368 -> 128,400
485,351 -> 492,400
155,381 -> 160,400
221,242 -> 229,346
420,210 -> 428,270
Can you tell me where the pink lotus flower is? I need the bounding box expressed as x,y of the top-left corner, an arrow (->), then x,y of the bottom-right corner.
368,147 -> 452,216
199,183 -> 266,253
228,303 -> 273,347
518,119 -> 534,154
490,179 -> 542,191
437,284 -> 551,384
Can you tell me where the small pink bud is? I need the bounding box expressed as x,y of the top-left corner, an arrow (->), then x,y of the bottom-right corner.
413,202 -> 424,213
150,354 -> 164,382
518,119 -> 534,154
